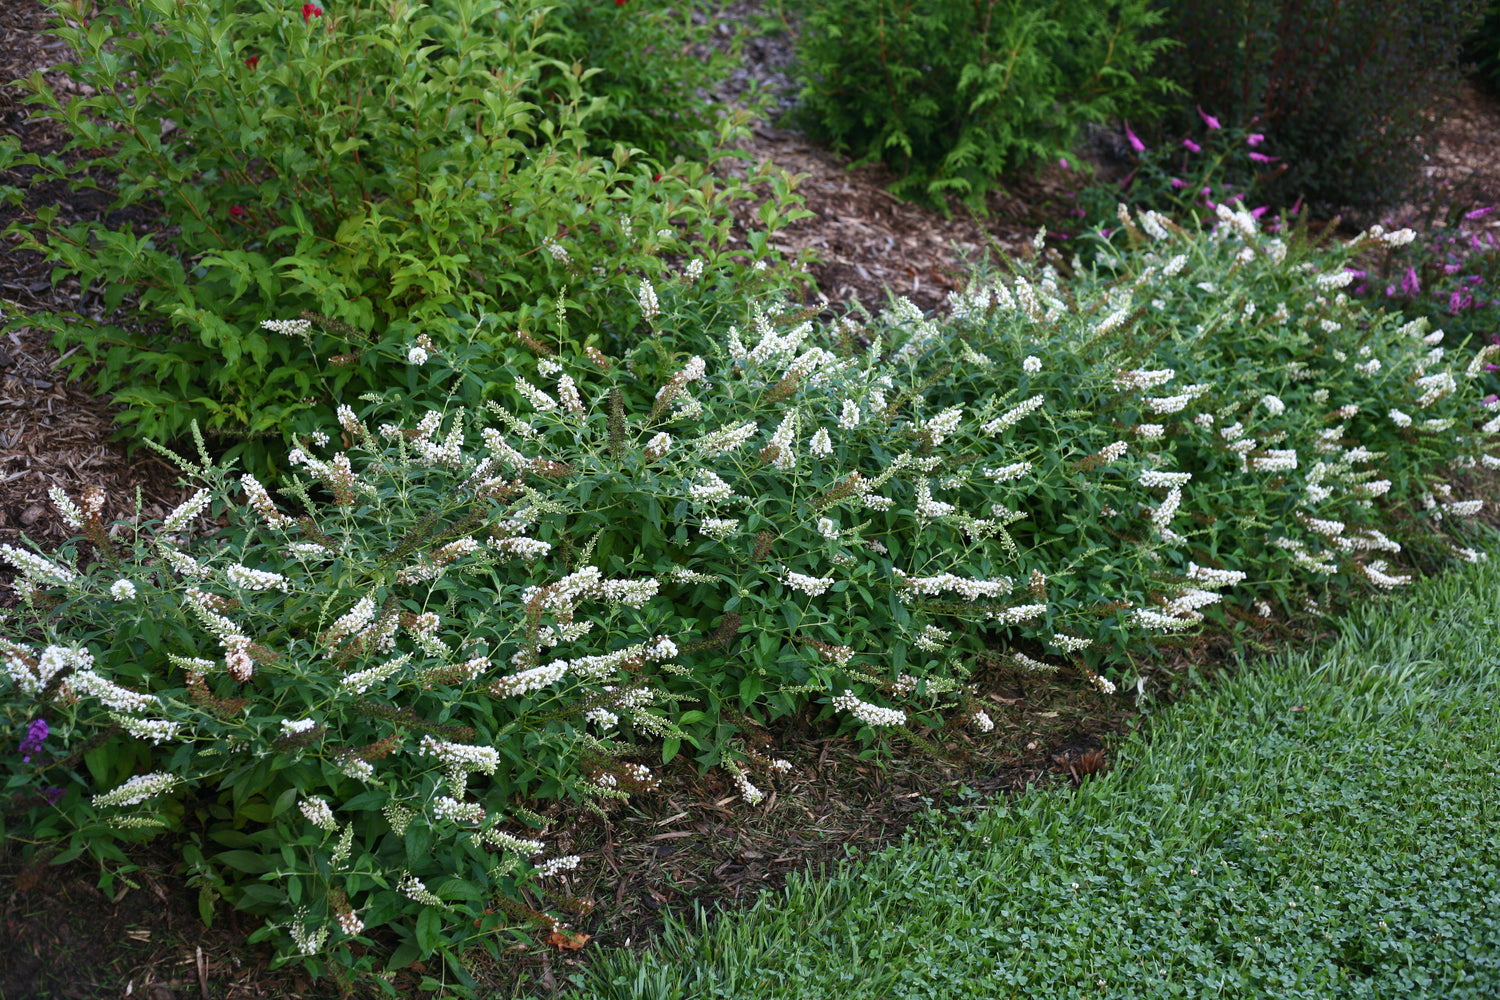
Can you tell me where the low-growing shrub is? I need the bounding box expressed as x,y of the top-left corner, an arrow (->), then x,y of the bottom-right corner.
1156,0 -> 1491,217
5,208 -> 1498,992
0,0 -> 807,473
785,0 -> 1178,214
1352,203 -> 1500,396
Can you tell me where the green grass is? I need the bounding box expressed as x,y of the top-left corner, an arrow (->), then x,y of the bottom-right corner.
572,554 -> 1500,999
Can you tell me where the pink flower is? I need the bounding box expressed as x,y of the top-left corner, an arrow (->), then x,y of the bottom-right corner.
1465,206 -> 1495,220
1170,177 -> 1187,189
245,55 -> 259,69
1182,138 -> 1201,153
1124,123 -> 1146,154
1248,152 -> 1278,164
1250,206 -> 1268,218
302,3 -> 323,22
1198,107 -> 1221,130
1246,133 -> 1265,146
1059,157 -> 1069,170
1401,266 -> 1421,297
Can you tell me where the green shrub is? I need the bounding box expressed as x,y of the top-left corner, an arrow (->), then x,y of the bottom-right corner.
539,0 -> 743,164
5,207 -> 1498,992
1156,0 -> 1491,217
1462,0 -> 1500,94
0,0 -> 807,473
785,0 -> 1178,215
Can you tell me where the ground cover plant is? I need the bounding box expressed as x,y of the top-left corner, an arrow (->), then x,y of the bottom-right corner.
784,0 -> 1177,214
0,0 -> 808,473
4,198 -> 1499,993
577,543 -> 1500,999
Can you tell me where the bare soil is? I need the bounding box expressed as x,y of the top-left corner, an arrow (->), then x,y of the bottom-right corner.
3,2 -> 1500,998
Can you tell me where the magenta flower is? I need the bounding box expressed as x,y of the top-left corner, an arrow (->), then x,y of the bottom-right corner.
302,3 -> 323,22
1198,107 -> 1221,130
230,205 -> 246,218
1182,138 -> 1201,153
1485,394 -> 1500,405
18,719 -> 48,764
1246,133 -> 1265,146
1124,123 -> 1146,154
1464,206 -> 1495,220
1248,152 -> 1278,164
1250,206 -> 1269,218
1401,266 -> 1421,297
1059,157 -> 1069,170
1170,177 -> 1187,189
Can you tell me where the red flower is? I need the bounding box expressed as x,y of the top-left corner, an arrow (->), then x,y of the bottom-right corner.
230,205 -> 246,218
616,0 -> 627,5
302,3 -> 323,22
245,55 -> 259,69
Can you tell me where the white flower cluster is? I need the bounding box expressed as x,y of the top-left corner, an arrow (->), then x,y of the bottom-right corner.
433,796 -> 486,825
831,690 -> 906,727
1049,633 -> 1093,654
984,462 -> 1032,482
299,797 -> 338,832
1114,368 -> 1175,391
2,543 -> 77,587
637,278 -> 660,321
1139,470 -> 1191,488
982,395 -> 1046,434
690,470 -> 737,504
227,563 -> 290,592
490,658 -> 569,697
970,710 -> 995,732
536,855 -> 581,878
92,772 -> 179,808
398,873 -> 445,907
1362,561 -> 1412,589
419,734 -> 499,774
914,481 -> 955,520
694,420 -> 759,457
1185,563 -> 1247,588
782,570 -> 834,597
339,653 -> 410,695
110,579 -> 137,601
893,569 -> 1013,601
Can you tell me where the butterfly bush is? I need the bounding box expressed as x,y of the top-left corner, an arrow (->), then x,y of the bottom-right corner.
3,205 -> 1496,989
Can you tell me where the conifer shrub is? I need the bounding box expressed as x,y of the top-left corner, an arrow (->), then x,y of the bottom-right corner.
0,0 -> 808,473
784,0 -> 1177,214
1156,0 -> 1491,217
4,206 -> 1497,993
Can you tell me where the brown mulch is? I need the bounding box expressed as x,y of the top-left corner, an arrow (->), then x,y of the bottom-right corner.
4,1 -> 1500,998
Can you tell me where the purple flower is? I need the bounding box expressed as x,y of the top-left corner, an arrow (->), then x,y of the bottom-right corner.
1059,157 -> 1070,170
1485,395 -> 1500,405
1464,206 -> 1495,220
1246,133 -> 1265,146
1170,177 -> 1188,189
1198,107 -> 1221,130
1182,138 -> 1202,153
1248,152 -> 1278,164
43,787 -> 64,805
1250,206 -> 1269,218
18,719 -> 48,763
1386,284 -> 1398,297
1124,123 -> 1146,154
1401,266 -> 1421,297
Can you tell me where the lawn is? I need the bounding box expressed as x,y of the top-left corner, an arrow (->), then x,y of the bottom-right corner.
578,553 -> 1500,999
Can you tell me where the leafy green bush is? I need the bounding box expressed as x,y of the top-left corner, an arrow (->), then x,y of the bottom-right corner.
0,0 -> 806,472
5,207 -> 1498,992
539,0 -> 742,164
1156,0 -> 1491,217
1462,0 -> 1500,94
785,0 -> 1178,214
